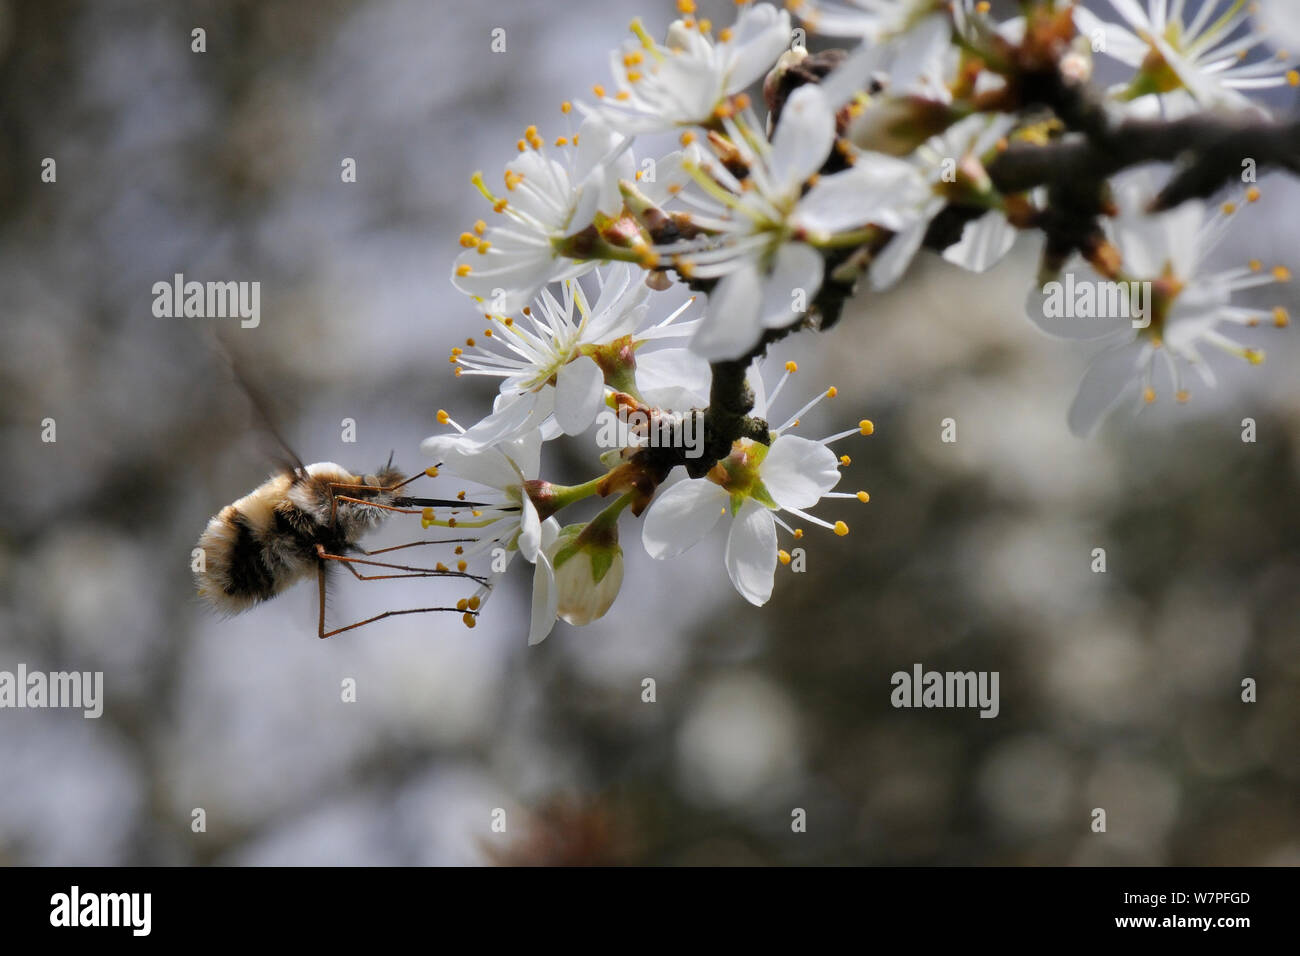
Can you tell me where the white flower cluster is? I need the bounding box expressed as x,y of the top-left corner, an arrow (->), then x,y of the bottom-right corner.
418,1 -> 1295,643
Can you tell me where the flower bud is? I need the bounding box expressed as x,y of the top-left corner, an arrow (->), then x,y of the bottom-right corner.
546,522 -> 625,626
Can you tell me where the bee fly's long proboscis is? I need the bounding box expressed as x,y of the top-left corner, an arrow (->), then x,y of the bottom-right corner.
195,460 -> 493,637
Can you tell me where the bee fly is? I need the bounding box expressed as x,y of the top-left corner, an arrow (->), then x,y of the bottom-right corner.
195,455 -> 494,637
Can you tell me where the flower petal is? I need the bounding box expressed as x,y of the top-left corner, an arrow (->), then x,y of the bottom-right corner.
768,85 -> 836,198
690,262 -> 764,359
762,434 -> 841,510
554,355 -> 605,435
642,478 -> 729,559
725,498 -> 778,607
759,242 -> 824,329
724,4 -> 793,94
517,497 -> 542,562
869,219 -> 928,290
527,553 -> 559,645
795,157 -> 928,234
1068,342 -> 1144,437
942,210 -> 1017,273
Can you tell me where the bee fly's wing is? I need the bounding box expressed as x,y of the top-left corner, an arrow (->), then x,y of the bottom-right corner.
206,331 -> 307,475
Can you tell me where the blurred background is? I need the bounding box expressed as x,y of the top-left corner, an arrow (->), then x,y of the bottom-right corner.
1,0 -> 1297,865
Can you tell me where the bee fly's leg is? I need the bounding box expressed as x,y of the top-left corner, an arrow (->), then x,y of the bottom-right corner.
358,538 -> 476,557
315,544 -> 488,584
315,553 -> 475,639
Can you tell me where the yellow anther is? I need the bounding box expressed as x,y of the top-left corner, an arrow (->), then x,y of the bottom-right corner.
454,546 -> 463,555
1176,390 -> 1190,404
448,517 -> 458,528
561,101 -> 572,114
468,595 -> 481,611
466,337 -> 476,347
1250,259 -> 1263,272
462,612 -> 477,629
592,83 -> 607,98
859,419 -> 874,435
1274,266 -> 1291,281
425,466 -> 439,478
456,598 -> 468,611
626,70 -> 643,83
437,409 -> 450,424
1246,348 -> 1265,365
856,491 -> 870,503
793,528 -> 804,539
639,249 -> 661,269
1246,187 -> 1261,203
778,550 -> 792,565
680,131 -> 696,146
785,361 -> 798,373
1222,201 -> 1236,215
477,241 -> 491,254
718,27 -> 732,42
676,0 -> 695,13
457,560 -> 468,572
455,264 -> 472,277
459,232 -> 478,248
839,455 -> 851,466
554,136 -> 568,147
435,562 -> 448,572
1289,70 -> 1299,87
826,386 -> 837,398
1274,307 -> 1290,327
1143,387 -> 1156,404
493,199 -> 508,213
833,521 -> 849,537
516,139 -> 527,152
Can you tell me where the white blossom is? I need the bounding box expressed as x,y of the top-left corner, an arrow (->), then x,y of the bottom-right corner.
591,4 -> 793,134
642,362 -> 872,605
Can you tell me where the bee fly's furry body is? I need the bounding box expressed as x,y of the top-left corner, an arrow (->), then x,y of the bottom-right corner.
197,461 -> 405,614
